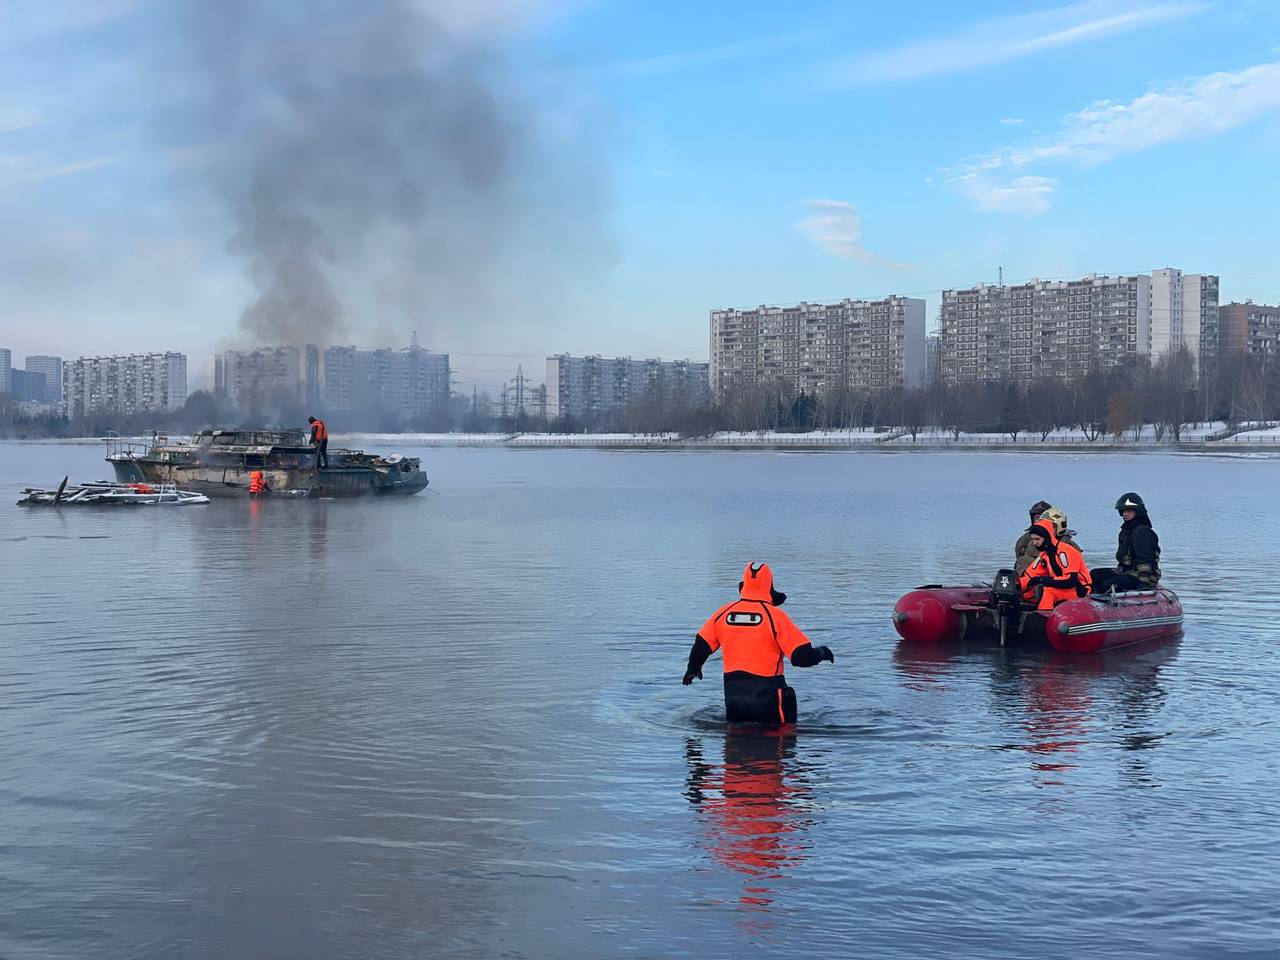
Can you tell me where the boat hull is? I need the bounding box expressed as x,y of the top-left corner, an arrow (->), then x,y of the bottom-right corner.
893,584 -> 1182,653
110,460 -> 428,498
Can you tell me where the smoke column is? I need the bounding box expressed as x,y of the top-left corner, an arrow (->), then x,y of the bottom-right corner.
164,0 -> 607,347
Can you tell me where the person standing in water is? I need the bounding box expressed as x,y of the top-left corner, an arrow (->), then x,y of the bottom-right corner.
682,562 -> 835,725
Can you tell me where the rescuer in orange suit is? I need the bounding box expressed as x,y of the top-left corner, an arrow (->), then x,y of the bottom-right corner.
682,562 -> 835,725
308,416 -> 329,468
1018,519 -> 1091,611
248,470 -> 267,496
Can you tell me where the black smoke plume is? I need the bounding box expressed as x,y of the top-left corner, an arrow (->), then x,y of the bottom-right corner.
164,0 -> 607,347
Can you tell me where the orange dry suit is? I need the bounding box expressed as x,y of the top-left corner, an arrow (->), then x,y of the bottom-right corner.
683,562 -> 835,725
1018,520 -> 1092,611
310,419 -> 328,442
248,470 -> 267,495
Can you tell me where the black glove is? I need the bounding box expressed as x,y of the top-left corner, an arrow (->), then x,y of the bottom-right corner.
682,667 -> 702,685
1026,576 -> 1048,587
818,646 -> 835,664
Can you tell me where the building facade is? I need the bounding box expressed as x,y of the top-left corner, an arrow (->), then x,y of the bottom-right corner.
545,354 -> 710,421
1219,301 -> 1279,360
10,369 -> 46,402
25,355 -> 63,403
940,273 -> 1155,385
321,343 -> 450,419
63,353 -> 188,418
1150,269 -> 1219,367
709,296 -> 926,401
0,348 -> 10,396
211,346 -> 305,408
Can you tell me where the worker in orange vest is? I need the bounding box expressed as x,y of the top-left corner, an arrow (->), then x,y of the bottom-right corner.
1018,519 -> 1092,610
308,416 -> 329,468
248,470 -> 267,496
682,562 -> 835,725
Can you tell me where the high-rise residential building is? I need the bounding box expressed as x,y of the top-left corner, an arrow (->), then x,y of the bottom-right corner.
10,369 -> 47,402
1151,269 -> 1219,367
25,355 -> 63,403
1220,301 -> 1280,360
545,354 -> 710,421
211,346 -> 305,407
63,353 -> 187,418
709,296 -> 926,401
0,348 -> 11,396
940,273 -> 1153,384
322,342 -> 449,419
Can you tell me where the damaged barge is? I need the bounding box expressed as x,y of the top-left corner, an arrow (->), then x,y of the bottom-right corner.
106,429 -> 429,498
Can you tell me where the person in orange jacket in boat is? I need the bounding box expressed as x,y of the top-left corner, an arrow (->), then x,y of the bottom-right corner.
682,562 -> 835,725
1018,519 -> 1091,611
308,416 -> 329,468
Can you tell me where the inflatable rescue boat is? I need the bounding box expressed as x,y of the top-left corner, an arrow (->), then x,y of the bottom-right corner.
892,570 -> 1183,653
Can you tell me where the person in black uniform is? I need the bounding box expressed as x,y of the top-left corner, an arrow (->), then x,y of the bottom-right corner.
1092,492 -> 1161,593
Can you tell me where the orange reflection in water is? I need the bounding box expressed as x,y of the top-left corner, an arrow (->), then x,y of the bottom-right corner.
684,732 -> 811,909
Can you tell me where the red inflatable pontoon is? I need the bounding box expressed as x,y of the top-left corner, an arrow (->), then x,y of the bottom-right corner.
892,583 -> 1183,653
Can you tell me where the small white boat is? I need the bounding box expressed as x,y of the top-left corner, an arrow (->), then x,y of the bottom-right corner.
17,478 -> 211,506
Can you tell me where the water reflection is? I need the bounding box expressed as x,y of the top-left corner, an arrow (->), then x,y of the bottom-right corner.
894,638 -> 1179,788
683,733 -> 813,911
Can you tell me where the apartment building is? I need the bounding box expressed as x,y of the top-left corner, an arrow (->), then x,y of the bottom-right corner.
211,346 -> 305,407
940,273 -> 1153,384
1151,269 -> 1219,367
545,354 -> 710,421
709,296 -> 926,401
322,343 -> 450,419
25,355 -> 63,403
63,352 -> 188,417
0,348 -> 10,396
1220,301 -> 1280,360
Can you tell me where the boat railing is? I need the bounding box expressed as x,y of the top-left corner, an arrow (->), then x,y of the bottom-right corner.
104,431 -> 196,460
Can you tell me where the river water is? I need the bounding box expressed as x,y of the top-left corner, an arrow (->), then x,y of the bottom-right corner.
1,442 -> 1276,959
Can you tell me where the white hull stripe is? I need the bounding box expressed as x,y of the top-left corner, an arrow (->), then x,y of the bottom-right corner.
1064,615 -> 1184,636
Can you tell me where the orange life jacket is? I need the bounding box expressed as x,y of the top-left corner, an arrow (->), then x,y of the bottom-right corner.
249,470 -> 266,494
1018,520 -> 1092,611
311,419 -> 328,441
697,563 -> 810,677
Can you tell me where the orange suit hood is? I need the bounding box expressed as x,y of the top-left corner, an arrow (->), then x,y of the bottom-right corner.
1028,519 -> 1057,549
739,562 -> 786,606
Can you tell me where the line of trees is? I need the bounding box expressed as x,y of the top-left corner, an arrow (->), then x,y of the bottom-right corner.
5,348 -> 1279,439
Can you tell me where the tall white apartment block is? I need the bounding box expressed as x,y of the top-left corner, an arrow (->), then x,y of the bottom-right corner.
709,295 -> 926,401
0,348 -> 11,396
545,354 -> 710,421
63,352 -> 187,418
1150,269 -> 1219,367
321,343 -> 450,418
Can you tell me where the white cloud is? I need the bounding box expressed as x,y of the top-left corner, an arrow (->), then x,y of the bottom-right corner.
947,175 -> 1057,216
1000,117 -> 1025,125
821,1 -> 1206,86
0,152 -> 116,190
797,199 -> 908,267
946,60 -> 1280,215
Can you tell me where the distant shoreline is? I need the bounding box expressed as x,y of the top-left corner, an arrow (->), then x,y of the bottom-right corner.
7,432 -> 1279,454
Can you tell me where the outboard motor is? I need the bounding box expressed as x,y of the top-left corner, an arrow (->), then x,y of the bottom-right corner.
990,568 -> 1021,646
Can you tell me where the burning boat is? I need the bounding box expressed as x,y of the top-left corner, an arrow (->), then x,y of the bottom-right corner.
106,429 -> 429,498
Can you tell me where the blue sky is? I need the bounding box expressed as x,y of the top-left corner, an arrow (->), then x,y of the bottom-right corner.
2,0 -> 1279,391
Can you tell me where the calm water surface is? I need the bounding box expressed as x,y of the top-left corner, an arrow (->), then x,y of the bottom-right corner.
1,442 -> 1277,959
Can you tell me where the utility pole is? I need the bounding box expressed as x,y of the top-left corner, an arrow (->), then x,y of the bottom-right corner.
510,365 -> 528,416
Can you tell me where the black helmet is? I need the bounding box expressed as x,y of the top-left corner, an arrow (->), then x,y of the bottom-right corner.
1029,499 -> 1052,517
1115,492 -> 1146,513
